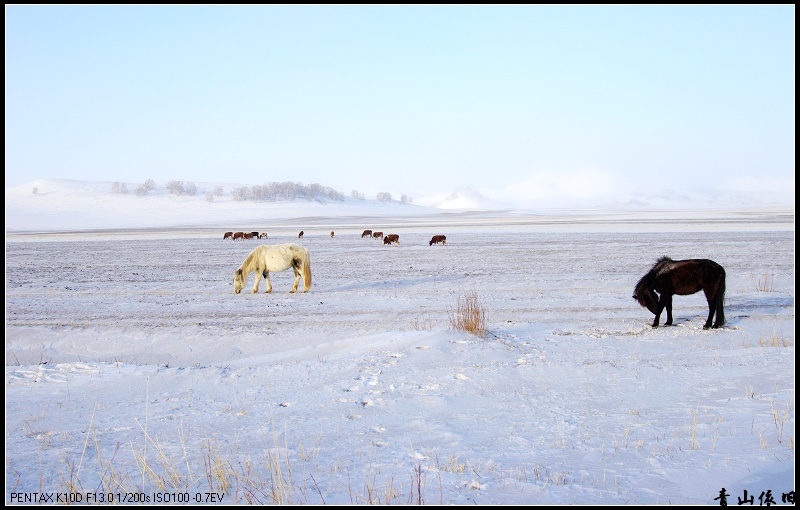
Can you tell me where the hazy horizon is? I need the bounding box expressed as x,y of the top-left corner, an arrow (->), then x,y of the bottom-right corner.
5,177 -> 794,235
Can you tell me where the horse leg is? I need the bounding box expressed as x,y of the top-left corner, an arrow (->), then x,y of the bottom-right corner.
263,270 -> 273,293
704,287 -> 725,329
290,267 -> 300,293
663,294 -> 673,326
652,300 -> 664,328
713,295 -> 725,329
250,269 -> 262,293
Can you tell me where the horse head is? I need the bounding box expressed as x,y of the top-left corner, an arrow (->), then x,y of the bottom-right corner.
633,287 -> 659,315
233,268 -> 244,294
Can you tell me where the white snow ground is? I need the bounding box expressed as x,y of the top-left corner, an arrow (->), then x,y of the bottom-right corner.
5,180 -> 795,505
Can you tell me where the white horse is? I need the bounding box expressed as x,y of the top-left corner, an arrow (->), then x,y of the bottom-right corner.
233,243 -> 311,294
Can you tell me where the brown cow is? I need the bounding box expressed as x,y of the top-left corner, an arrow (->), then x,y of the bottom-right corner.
298,230 -> 304,238
429,235 -> 446,246
372,231 -> 384,239
361,229 -> 372,238
223,231 -> 233,240
233,231 -> 244,241
244,232 -> 253,239
383,234 -> 400,245
330,231 -> 335,238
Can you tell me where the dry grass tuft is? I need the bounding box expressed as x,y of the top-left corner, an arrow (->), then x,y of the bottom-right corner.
449,290 -> 487,337
750,272 -> 775,292
758,333 -> 793,348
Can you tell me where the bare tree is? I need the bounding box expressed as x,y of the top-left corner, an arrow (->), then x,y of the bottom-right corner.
137,179 -> 157,196
166,180 -> 185,195
377,192 -> 392,202
205,192 -> 215,203
32,187 -> 39,196
185,182 -> 197,196
214,185 -> 224,196
351,190 -> 365,200
232,186 -> 250,201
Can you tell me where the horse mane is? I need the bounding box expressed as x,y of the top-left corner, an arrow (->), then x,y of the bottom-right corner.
239,247 -> 262,274
633,256 -> 673,306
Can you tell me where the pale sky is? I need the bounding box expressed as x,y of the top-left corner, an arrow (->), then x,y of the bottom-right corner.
5,5 -> 795,207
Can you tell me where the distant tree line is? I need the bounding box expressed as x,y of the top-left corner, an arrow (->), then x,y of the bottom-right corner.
231,182 -> 345,202
112,179 -> 409,205
165,180 -> 197,196
355,190 -> 412,204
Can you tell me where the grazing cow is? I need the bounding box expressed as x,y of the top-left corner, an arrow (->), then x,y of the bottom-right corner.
383,234 -> 400,245
233,231 -> 244,241
330,231 -> 335,238
259,232 -> 268,239
298,230 -> 304,238
429,235 -> 447,246
361,229 -> 373,238
372,231 -> 384,239
250,231 -> 259,239
244,232 -> 253,240
224,231 -> 234,240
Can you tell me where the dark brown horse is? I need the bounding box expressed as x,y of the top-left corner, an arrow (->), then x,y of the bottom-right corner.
223,231 -> 233,240
383,234 -> 399,245
298,230 -> 304,238
361,229 -> 372,238
372,231 -> 383,239
633,257 -> 726,329
233,231 -> 244,241
429,235 -> 446,246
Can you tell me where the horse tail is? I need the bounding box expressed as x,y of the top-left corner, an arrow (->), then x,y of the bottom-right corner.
301,247 -> 312,291
716,267 -> 726,325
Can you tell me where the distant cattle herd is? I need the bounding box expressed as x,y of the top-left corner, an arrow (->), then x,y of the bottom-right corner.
224,231 -> 268,240
224,229 -> 447,246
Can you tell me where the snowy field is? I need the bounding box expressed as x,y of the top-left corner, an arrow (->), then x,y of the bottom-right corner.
5,211 -> 795,505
